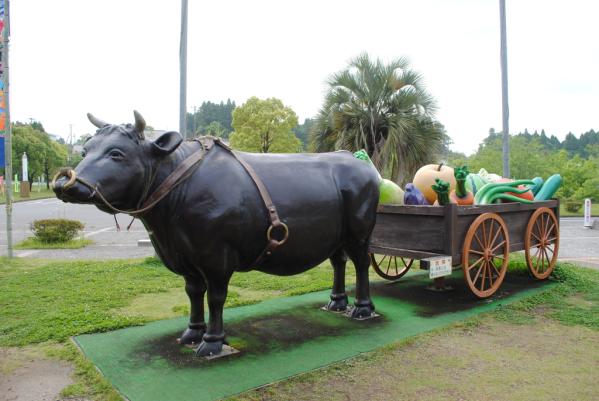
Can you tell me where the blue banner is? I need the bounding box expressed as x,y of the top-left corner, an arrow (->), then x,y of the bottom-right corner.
0,135 -> 4,168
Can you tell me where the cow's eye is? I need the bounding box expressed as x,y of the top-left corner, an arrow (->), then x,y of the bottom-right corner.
108,149 -> 125,160
81,150 -> 87,158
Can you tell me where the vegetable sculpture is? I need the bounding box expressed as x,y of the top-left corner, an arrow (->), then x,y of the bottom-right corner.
474,180 -> 535,205
529,177 -> 544,196
353,150 -> 382,181
413,163 -> 456,204
534,174 -> 562,201
379,179 -> 405,205
431,178 -> 451,206
449,166 -> 474,205
404,183 -> 429,205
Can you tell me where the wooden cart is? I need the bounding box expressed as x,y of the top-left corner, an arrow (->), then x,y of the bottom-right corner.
368,200 -> 560,298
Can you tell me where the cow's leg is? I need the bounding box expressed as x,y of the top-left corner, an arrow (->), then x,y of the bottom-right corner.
195,274 -> 231,357
178,275 -> 207,346
346,240 -> 375,319
325,248 -> 348,311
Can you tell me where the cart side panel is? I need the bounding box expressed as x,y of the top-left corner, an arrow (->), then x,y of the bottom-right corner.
371,213 -> 446,255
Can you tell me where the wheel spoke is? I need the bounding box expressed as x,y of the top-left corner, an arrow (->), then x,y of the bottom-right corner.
541,214 -> 546,238
489,223 -> 502,250
542,248 -> 552,271
490,260 -> 502,277
487,261 -> 495,287
470,250 -> 485,256
546,236 -> 557,243
488,220 -> 495,248
491,240 -> 506,253
539,247 -> 546,272
394,256 -> 398,276
482,221 -> 488,248
535,247 -> 543,271
531,231 -> 542,242
472,260 -> 485,284
535,219 -> 542,239
480,261 -> 487,291
547,222 -> 556,236
468,256 -> 485,270
474,232 -> 485,250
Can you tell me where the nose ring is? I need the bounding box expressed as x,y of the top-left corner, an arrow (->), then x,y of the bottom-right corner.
51,168 -> 77,190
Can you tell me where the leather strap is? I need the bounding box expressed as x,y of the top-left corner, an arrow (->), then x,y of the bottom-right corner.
213,138 -> 289,265
137,140 -> 209,213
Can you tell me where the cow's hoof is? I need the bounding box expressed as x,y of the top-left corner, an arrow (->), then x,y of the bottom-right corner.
178,323 -> 206,345
350,301 -> 375,320
195,340 -> 224,357
325,293 -> 348,312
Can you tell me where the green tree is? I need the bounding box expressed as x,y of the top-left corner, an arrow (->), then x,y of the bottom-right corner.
187,99 -> 236,138
310,53 -> 443,184
11,123 -> 68,188
229,97 -> 301,153
202,121 -> 227,138
292,118 -> 314,150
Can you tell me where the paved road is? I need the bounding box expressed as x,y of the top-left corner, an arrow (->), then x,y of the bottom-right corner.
0,198 -> 153,259
1,199 -> 598,269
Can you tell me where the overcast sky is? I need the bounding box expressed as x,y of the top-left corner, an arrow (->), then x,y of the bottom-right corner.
9,0 -> 598,154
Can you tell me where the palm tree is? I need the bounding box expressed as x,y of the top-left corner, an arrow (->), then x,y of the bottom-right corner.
311,53 -> 444,184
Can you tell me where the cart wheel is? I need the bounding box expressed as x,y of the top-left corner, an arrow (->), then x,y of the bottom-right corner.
369,254 -> 414,281
525,207 -> 559,280
462,213 -> 510,298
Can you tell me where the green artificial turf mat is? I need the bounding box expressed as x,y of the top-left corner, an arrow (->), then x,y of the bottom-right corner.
74,271 -> 553,401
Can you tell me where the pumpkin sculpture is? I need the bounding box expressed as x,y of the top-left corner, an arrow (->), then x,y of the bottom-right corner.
413,163 -> 456,204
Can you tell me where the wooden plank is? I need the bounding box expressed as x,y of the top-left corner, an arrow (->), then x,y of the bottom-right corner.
376,204 -> 445,216
370,213 -> 445,254
456,200 -> 558,216
368,245 -> 442,260
443,204 -> 458,258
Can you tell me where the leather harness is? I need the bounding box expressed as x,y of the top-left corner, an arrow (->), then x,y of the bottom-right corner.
52,137 -> 289,265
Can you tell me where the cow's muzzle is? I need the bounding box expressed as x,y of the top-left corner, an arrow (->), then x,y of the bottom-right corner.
51,168 -> 77,191
51,168 -> 94,203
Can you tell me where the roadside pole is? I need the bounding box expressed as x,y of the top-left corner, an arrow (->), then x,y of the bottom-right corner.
499,0 -> 510,178
583,199 -> 593,229
179,0 -> 188,139
2,0 -> 13,258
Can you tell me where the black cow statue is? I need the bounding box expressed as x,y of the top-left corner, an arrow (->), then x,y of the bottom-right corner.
52,111 -> 380,356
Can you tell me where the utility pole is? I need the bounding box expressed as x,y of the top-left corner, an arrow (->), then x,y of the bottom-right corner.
2,0 -> 12,258
67,124 -> 73,164
499,0 -> 510,178
179,0 -> 188,139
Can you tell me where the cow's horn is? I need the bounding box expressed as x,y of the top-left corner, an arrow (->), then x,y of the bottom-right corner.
87,113 -> 108,129
133,110 -> 146,139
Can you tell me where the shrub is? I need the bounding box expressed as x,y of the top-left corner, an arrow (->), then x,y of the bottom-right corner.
30,219 -> 85,243
565,201 -> 582,213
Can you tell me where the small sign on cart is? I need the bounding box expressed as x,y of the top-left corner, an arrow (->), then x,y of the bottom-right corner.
422,256 -> 452,279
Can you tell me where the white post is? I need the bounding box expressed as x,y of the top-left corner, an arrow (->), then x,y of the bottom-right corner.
21,152 -> 27,181
584,198 -> 593,228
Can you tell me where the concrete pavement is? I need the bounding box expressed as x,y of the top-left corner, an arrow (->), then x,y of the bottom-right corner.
0,198 -> 598,269
0,197 -> 153,259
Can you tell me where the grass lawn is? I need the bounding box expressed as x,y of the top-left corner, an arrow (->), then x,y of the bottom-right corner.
14,237 -> 93,249
0,256 -> 597,400
560,201 -> 599,217
0,187 -> 55,204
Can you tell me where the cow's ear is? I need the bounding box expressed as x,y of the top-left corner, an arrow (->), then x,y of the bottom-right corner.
151,131 -> 182,156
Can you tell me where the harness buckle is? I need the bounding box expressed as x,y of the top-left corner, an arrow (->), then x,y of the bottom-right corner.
266,222 -> 289,246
